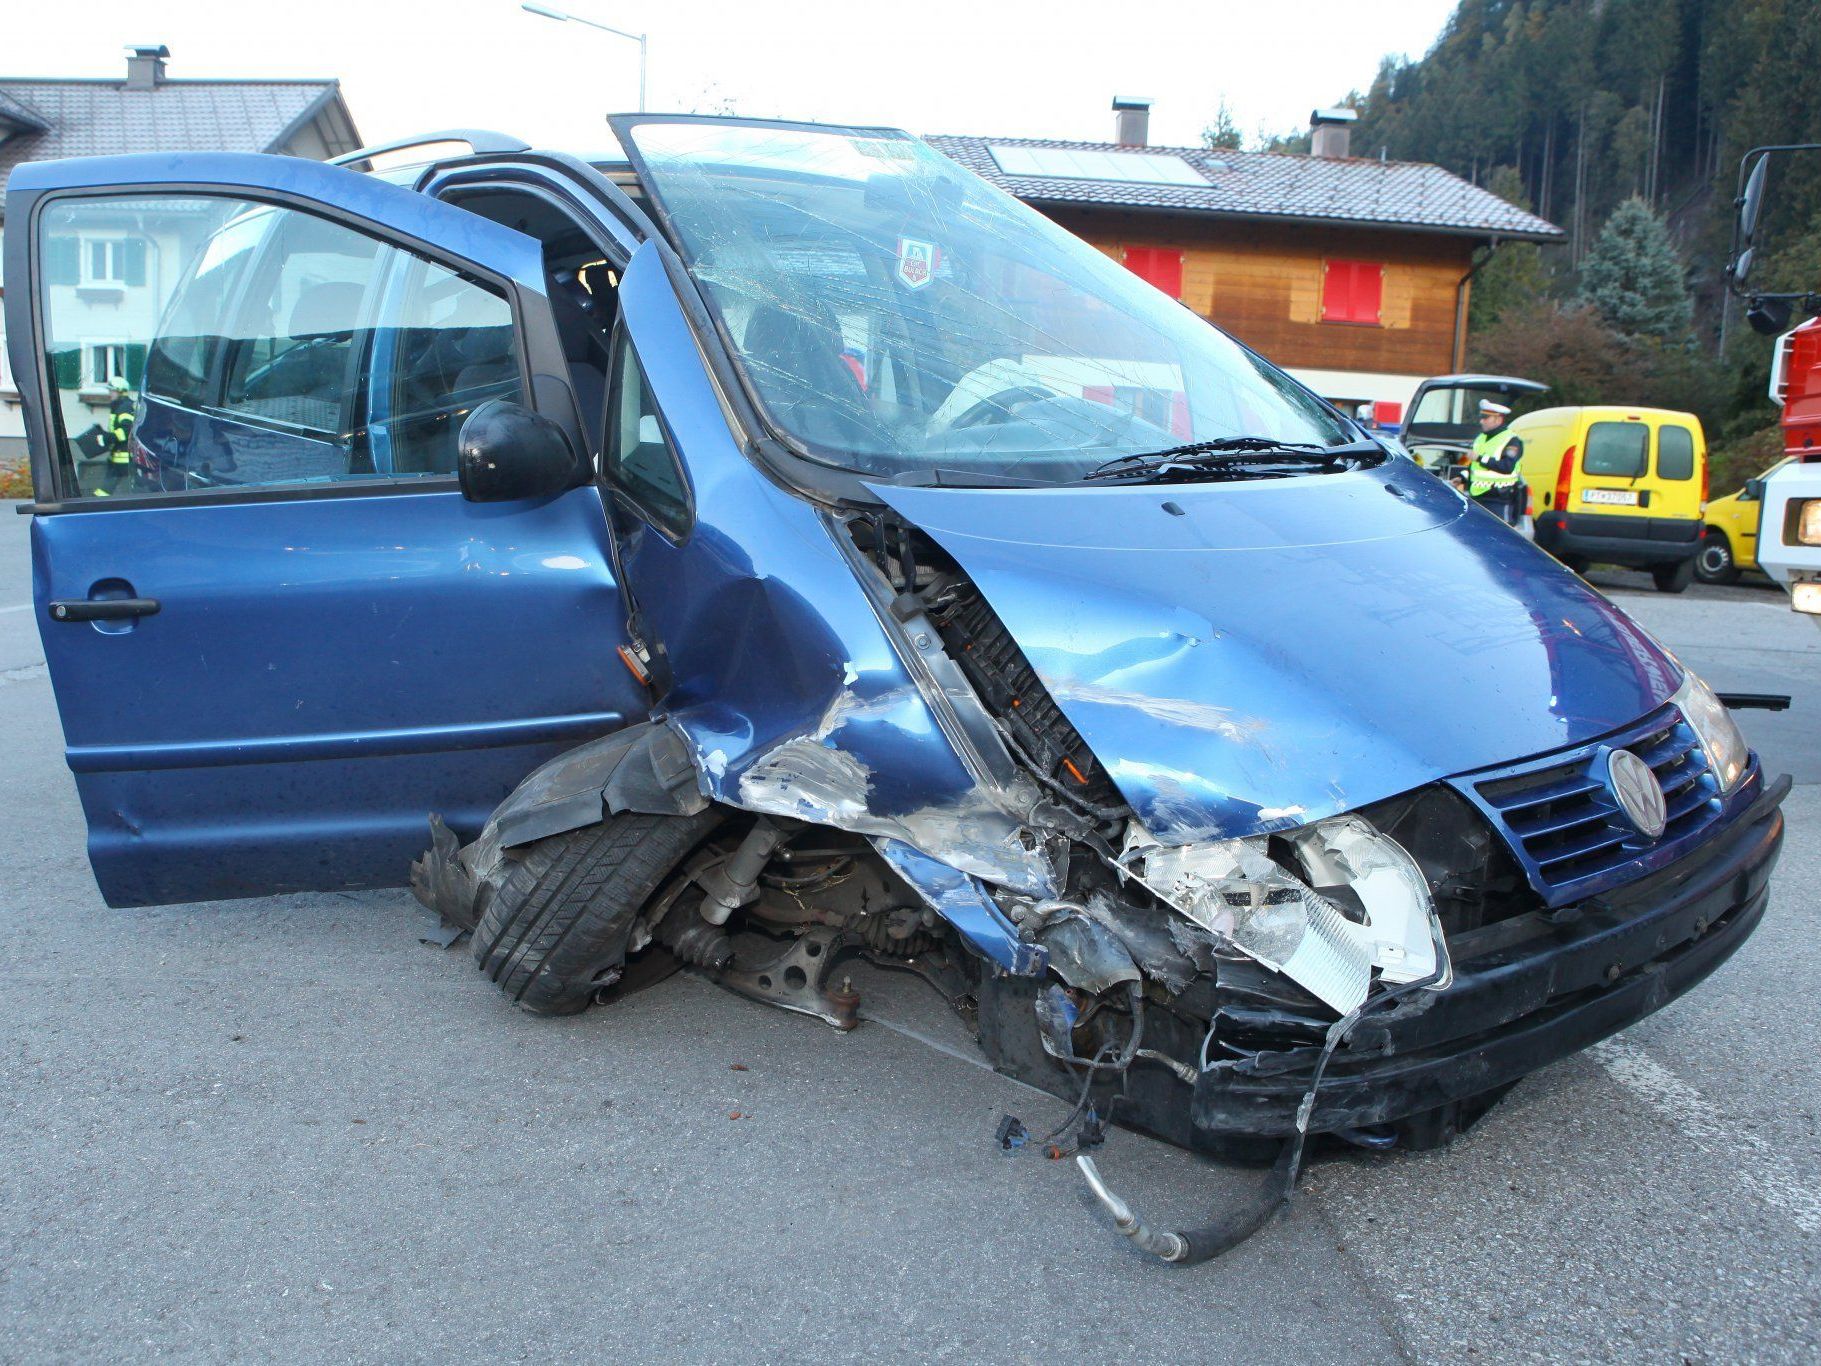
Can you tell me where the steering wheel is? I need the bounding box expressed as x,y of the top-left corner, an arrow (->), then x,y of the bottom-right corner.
946,385 -> 1061,431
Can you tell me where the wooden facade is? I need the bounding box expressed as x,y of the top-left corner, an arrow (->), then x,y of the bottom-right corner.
1043,206 -> 1477,390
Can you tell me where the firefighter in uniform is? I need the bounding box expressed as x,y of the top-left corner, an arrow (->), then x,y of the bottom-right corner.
1466,398 -> 1524,525
94,375 -> 136,497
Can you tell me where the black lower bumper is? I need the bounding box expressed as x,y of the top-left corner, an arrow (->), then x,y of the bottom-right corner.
1534,511 -> 1700,567
1189,774 -> 1788,1140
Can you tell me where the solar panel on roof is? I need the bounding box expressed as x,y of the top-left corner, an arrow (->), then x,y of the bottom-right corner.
987,144 -> 1208,187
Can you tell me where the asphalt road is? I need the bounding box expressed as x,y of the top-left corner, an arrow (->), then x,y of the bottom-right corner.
2,505 -> 1818,1363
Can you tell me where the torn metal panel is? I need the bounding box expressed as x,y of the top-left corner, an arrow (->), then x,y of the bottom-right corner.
873,468 -> 1685,845
612,241 -> 1057,900
875,838 -> 1046,975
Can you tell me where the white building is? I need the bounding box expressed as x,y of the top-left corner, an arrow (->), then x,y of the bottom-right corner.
0,45 -> 361,462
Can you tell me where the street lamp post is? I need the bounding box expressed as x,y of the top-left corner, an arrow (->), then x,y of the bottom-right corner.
521,3 -> 648,112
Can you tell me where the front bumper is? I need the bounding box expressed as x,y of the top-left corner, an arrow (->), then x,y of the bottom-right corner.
1189,772 -> 1788,1140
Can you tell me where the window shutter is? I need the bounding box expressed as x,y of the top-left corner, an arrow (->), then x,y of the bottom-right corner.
1322,259 -> 1384,324
1122,245 -> 1184,299
50,346 -> 81,390
123,239 -> 148,287
44,238 -> 80,286
124,343 -> 148,387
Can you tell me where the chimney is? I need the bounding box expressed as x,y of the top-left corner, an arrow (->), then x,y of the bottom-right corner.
1309,107 -> 1357,159
124,44 -> 170,91
1112,96 -> 1152,149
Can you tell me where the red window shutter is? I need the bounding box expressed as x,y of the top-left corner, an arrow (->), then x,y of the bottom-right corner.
1322,259 -> 1383,324
1122,246 -> 1183,299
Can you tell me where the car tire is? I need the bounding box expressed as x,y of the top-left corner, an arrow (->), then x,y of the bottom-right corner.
1696,531 -> 1740,585
1652,557 -> 1695,593
472,808 -> 725,1015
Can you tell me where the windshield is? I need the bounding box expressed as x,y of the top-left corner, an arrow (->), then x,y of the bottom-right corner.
621,120 -> 1355,482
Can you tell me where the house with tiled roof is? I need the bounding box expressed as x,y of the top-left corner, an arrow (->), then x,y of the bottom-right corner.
0,45 -> 362,460
930,101 -> 1564,420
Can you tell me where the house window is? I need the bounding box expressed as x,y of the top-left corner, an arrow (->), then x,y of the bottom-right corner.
86,239 -> 126,284
1321,258 -> 1384,324
1121,245 -> 1183,299
85,342 -> 144,389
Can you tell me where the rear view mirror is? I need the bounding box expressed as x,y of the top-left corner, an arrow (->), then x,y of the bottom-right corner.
457,400 -> 579,502
1740,154 -> 1769,246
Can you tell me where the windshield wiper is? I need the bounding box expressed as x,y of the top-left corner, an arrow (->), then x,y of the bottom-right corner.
1083,438 -> 1379,484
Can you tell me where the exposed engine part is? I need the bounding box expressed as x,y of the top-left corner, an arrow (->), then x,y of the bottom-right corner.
697,818 -> 791,924
1135,1048 -> 1199,1085
712,924 -> 864,1030
856,904 -> 938,957
1074,941 -> 1452,1265
1035,980 -> 1146,1072
656,912 -> 734,970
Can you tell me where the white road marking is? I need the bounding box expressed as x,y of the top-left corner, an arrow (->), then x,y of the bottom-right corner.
1589,1037 -> 1821,1235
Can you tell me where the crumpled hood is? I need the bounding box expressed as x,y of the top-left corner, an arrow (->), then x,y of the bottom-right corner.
875,460 -> 1682,843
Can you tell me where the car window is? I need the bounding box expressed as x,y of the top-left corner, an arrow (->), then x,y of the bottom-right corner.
1582,421 -> 1648,478
38,194 -> 522,500
603,333 -> 689,535
1656,424 -> 1695,481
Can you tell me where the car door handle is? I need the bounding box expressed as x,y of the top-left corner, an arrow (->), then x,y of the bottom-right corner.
48,598 -> 161,622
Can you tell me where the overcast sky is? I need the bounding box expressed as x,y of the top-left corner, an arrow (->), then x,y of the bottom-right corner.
4,0 -> 1457,154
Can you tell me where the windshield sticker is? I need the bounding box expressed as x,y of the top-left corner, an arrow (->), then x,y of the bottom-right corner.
895,237 -> 940,291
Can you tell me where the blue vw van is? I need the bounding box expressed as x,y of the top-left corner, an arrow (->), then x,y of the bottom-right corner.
3,119 -> 1785,1260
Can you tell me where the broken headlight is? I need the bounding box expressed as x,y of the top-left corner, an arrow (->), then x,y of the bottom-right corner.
1673,670 -> 1748,795
1123,815 -> 1451,1016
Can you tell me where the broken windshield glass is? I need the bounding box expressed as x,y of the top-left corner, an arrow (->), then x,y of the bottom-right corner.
620,119 -> 1355,483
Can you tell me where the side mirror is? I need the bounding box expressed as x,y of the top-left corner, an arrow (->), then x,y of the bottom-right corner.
1744,478 -> 1765,502
457,399 -> 579,502
1746,295 -> 1794,336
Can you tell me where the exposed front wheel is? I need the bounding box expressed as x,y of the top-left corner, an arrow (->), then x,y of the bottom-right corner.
1695,532 -> 1739,585
1652,557 -> 1695,593
471,809 -> 727,1015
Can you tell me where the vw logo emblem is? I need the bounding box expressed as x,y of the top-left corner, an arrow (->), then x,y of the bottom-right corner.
1608,749 -> 1667,839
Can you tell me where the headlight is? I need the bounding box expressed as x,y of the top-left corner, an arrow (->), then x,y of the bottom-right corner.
1673,670 -> 1748,794
1122,815 -> 1449,1015
1797,499 -> 1821,546
1792,580 -> 1821,616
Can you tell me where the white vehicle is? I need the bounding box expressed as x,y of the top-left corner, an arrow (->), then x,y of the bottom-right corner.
1756,320 -> 1821,623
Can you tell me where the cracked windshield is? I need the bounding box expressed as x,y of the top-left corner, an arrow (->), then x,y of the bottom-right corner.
623,120 -> 1356,482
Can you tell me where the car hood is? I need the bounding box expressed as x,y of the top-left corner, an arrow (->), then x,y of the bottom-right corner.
874,459 -> 1682,843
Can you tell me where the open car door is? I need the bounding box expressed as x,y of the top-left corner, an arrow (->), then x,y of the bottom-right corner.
3,152 -> 645,906
1399,373 -> 1548,466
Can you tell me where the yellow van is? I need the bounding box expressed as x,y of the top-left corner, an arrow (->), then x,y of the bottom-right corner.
1507,406 -> 1708,592
1697,458 -> 1791,583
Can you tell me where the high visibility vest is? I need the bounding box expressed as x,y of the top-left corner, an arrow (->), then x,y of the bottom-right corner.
107,399 -> 134,464
1467,428 -> 1519,496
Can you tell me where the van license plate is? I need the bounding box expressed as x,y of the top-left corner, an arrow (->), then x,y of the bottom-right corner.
1582,489 -> 1639,506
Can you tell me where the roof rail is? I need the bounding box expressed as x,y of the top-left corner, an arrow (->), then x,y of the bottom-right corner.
329,129 -> 531,168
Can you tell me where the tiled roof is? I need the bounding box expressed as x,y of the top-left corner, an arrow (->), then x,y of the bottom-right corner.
927,134 -> 1564,242
0,78 -> 356,206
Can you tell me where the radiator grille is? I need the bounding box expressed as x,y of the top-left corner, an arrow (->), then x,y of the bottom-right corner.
1452,705 -> 1725,906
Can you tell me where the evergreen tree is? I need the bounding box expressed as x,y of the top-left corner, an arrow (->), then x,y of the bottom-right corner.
1576,197 -> 1693,338
1201,100 -> 1244,152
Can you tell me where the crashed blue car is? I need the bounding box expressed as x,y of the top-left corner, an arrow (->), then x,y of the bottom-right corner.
5,117 -> 1786,1261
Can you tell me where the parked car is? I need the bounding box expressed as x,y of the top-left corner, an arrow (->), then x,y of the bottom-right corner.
1509,405 -> 1708,591
3,119 -> 1787,1261
1698,459 -> 1789,584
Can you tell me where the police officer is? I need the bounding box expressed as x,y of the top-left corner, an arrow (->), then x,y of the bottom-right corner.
1466,399 -> 1524,525
93,375 -> 135,497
